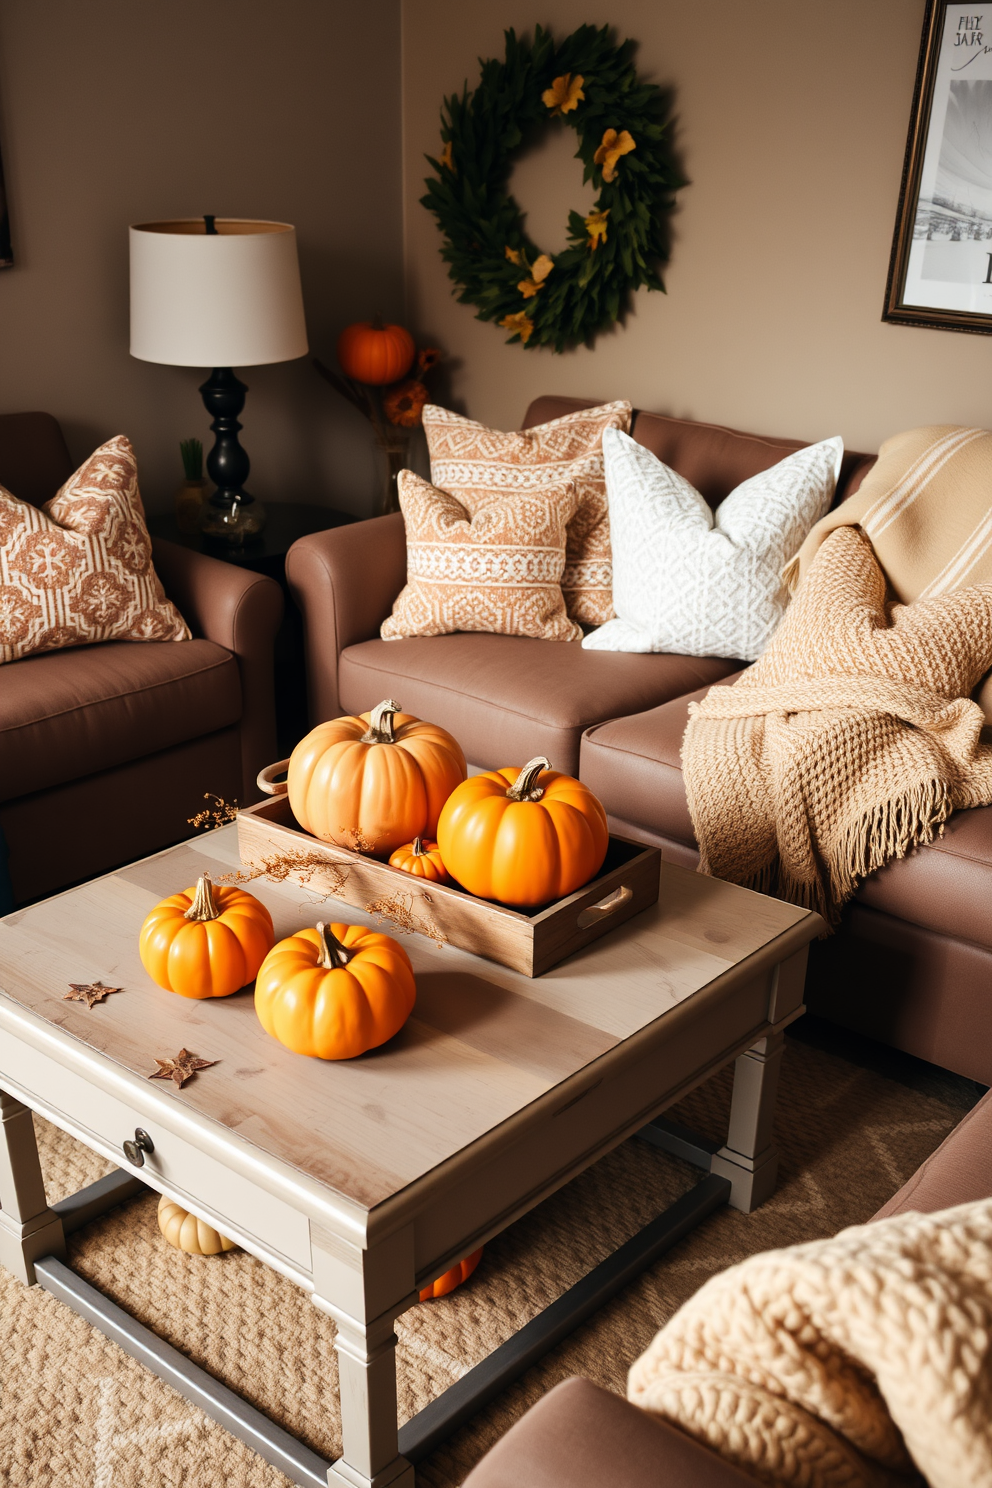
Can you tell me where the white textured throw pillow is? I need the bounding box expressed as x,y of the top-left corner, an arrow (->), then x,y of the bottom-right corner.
583,428 -> 844,661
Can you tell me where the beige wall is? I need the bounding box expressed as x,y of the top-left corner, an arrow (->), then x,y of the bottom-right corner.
402,0 -> 992,455
0,0 -> 403,516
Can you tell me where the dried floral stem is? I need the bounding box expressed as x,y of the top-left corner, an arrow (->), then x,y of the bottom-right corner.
365,891 -> 447,948
188,793 -> 240,832
219,851 -> 351,898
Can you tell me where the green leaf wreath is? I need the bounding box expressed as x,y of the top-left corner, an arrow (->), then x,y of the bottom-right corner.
420,25 -> 684,354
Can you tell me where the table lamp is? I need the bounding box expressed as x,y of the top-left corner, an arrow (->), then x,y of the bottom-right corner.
129,216 -> 308,542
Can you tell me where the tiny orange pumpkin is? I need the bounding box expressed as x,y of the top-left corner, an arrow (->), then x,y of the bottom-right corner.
388,837 -> 451,884
138,873 -> 274,999
337,319 -> 416,386
436,756 -> 609,907
254,921 -> 416,1060
420,1248 -> 483,1300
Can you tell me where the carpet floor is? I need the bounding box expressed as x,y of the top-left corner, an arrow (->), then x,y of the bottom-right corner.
0,1021 -> 981,1487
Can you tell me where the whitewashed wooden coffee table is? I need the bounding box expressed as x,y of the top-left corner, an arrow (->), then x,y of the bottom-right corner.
0,825 -> 820,1488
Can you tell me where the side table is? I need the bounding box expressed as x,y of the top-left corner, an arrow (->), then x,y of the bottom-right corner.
149,502 -> 354,755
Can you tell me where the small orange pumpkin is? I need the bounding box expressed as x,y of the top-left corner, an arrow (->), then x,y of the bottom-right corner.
420,1247 -> 483,1301
436,756 -> 609,907
158,1194 -> 237,1256
288,699 -> 466,859
139,873 -> 274,998
337,319 -> 415,385
388,837 -> 451,884
254,921 -> 416,1060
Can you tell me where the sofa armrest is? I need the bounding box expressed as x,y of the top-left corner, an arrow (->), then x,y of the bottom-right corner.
285,512 -> 406,723
152,537 -> 283,803
464,1378 -> 756,1488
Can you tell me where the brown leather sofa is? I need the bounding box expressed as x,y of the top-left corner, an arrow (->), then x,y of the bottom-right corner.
461,1084 -> 992,1488
286,396 -> 992,1085
0,412 -> 283,904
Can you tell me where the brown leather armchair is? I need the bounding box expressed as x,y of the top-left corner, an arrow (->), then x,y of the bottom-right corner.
0,412 -> 283,904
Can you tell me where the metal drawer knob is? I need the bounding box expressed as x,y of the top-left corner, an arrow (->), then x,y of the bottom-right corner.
123,1128 -> 154,1167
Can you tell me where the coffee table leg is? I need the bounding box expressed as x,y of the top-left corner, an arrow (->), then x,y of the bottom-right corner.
0,1090 -> 66,1284
710,1031 -> 784,1213
312,1226 -> 417,1488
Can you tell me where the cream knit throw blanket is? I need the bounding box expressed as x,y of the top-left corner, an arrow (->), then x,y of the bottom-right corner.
682,526 -> 992,925
628,1198 -> 992,1488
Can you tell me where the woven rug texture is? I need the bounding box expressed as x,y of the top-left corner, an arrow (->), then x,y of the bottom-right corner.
0,1033 -> 977,1487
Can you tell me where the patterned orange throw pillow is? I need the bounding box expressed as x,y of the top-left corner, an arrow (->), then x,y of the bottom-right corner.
423,400 -> 632,626
0,435 -> 189,664
381,470 -> 582,643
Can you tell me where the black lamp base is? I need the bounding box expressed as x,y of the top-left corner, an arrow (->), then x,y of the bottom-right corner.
198,367 -> 266,544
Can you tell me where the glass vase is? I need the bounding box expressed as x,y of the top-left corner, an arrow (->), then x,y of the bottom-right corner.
376,440 -> 409,517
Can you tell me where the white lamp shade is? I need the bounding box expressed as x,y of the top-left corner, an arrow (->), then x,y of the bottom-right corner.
129,218 -> 309,368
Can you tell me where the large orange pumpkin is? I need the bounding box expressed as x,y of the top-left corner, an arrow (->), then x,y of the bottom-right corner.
288,699 -> 466,859
337,320 -> 415,385
420,1247 -> 483,1301
388,837 -> 451,884
139,873 -> 274,998
254,921 -> 416,1060
436,756 -> 609,907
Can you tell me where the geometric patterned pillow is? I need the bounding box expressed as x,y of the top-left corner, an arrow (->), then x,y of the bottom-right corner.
422,400 -> 632,627
0,435 -> 189,665
583,428 -> 843,662
381,469 -> 583,644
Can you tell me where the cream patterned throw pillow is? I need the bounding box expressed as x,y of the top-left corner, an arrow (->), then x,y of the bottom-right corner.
583,428 -> 843,661
0,435 -> 189,664
423,400 -> 632,626
381,470 -> 582,643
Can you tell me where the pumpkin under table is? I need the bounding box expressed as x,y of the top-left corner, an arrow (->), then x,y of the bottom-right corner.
0,823 -> 820,1488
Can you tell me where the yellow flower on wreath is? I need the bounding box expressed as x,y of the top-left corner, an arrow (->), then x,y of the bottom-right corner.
505,245 -> 522,265
584,209 -> 610,250
517,253 -> 554,298
593,128 -> 635,183
542,73 -> 584,115
499,311 -> 534,343
440,140 -> 454,171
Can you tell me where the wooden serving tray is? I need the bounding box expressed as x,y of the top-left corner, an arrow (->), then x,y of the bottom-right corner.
236,795 -> 661,977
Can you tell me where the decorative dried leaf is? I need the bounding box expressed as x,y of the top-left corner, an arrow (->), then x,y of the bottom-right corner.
148,1049 -> 218,1089
64,981 -> 122,1009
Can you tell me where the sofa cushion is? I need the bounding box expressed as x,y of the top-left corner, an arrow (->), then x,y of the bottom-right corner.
580,676 -> 743,843
463,1376 -> 755,1488
581,682 -> 992,951
522,395 -> 876,509
339,634 -> 740,776
0,639 -> 241,802
874,1088 -> 992,1220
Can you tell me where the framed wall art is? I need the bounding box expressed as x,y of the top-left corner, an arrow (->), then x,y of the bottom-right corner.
885,1 -> 992,333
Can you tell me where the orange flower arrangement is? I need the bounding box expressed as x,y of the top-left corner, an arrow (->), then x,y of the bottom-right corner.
314,336 -> 445,514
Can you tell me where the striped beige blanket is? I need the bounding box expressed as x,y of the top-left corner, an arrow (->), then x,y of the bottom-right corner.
783,425 -> 992,720
683,526 -> 992,925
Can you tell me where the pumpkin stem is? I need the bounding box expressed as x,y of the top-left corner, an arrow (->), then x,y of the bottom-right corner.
506,756 -> 552,803
412,837 -> 425,856
316,921 -> 353,969
184,873 -> 221,922
360,698 -> 401,745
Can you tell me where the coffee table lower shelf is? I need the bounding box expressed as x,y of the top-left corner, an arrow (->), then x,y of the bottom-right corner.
36,1123 -> 731,1488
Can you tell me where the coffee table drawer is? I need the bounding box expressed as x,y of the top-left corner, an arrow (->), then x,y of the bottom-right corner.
0,1034 -> 312,1276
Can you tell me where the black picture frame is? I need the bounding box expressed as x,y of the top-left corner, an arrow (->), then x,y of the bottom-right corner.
884,1 -> 992,334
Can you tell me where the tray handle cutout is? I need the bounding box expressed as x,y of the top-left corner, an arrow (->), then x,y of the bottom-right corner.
576,884 -> 633,929
257,759 -> 291,796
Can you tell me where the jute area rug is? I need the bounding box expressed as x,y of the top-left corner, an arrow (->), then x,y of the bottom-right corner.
0,1025 -> 980,1488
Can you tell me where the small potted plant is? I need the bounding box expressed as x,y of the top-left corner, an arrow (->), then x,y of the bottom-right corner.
176,437 -> 208,536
